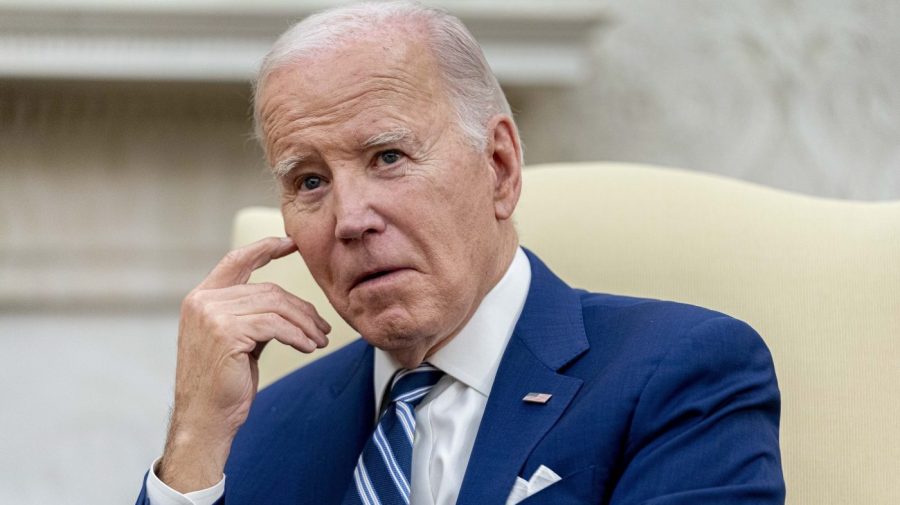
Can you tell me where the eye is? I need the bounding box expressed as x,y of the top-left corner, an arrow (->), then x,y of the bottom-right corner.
298,175 -> 323,191
377,150 -> 404,166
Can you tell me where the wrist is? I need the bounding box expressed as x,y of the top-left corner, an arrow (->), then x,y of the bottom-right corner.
159,423 -> 233,493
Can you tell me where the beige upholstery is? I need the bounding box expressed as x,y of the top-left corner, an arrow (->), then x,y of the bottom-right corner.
232,162 -> 900,505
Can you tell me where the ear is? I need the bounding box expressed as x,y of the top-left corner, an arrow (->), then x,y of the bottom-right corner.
485,114 -> 522,221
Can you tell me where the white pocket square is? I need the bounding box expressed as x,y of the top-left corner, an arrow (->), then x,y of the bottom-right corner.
505,464 -> 562,505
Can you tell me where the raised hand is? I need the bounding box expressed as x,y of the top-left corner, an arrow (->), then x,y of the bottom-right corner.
158,237 -> 331,492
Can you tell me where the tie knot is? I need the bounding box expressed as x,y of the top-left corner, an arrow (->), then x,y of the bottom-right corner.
388,363 -> 444,407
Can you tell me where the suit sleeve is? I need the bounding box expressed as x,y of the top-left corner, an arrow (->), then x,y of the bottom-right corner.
609,316 -> 785,505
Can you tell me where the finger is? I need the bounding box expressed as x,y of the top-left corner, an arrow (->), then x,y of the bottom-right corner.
199,237 -> 298,290
236,283 -> 331,335
232,296 -> 329,349
236,313 -> 319,354
199,282 -> 331,332
197,283 -> 332,337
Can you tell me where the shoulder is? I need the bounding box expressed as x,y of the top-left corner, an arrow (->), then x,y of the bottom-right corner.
570,291 -> 773,385
580,290 -> 740,331
559,296 -> 783,502
579,290 -> 764,348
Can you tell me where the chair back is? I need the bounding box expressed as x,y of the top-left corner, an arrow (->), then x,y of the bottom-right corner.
232,162 -> 900,505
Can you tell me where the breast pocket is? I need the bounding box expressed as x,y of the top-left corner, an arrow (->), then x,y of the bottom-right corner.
516,465 -> 601,505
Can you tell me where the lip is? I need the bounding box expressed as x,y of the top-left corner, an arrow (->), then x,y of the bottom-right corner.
349,267 -> 413,291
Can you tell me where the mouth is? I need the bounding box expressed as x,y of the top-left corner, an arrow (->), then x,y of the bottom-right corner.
350,267 -> 410,290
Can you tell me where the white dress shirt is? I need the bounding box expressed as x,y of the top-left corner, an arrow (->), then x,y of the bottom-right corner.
146,247 -> 531,505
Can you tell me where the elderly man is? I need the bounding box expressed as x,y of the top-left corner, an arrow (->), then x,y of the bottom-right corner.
136,2 -> 784,504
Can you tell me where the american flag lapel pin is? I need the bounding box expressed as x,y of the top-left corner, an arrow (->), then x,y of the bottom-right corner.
522,392 -> 553,404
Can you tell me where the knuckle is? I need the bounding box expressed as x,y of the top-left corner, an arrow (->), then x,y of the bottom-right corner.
297,298 -> 315,311
181,290 -> 205,314
263,236 -> 282,248
287,295 -> 314,314
261,312 -> 281,325
265,287 -> 294,312
208,314 -> 233,340
198,300 -> 219,320
260,282 -> 281,294
222,248 -> 244,265
278,295 -> 296,313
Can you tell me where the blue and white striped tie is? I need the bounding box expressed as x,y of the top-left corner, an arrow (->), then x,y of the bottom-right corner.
342,363 -> 444,505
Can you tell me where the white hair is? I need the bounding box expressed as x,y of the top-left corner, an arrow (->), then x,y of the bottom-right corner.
252,0 -> 516,157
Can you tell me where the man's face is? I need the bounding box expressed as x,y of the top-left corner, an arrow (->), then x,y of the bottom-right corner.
257,34 -> 511,364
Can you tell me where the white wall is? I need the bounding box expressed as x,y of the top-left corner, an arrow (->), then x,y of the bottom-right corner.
0,81 -> 274,504
0,313 -> 177,504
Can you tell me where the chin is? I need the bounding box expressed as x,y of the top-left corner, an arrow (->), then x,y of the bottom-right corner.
353,306 -> 439,360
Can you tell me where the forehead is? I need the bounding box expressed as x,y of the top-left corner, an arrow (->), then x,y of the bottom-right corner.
257,33 -> 450,160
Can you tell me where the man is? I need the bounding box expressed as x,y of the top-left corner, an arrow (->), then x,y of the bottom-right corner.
136,2 -> 784,504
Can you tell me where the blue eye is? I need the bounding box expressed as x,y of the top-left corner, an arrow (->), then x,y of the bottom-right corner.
378,150 -> 403,165
300,175 -> 322,191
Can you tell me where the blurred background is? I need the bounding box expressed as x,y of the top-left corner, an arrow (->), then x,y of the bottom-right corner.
0,0 -> 898,503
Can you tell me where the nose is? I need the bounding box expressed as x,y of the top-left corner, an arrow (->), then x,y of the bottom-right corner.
332,176 -> 387,241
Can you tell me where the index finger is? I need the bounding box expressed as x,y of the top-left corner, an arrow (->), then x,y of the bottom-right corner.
198,237 -> 298,290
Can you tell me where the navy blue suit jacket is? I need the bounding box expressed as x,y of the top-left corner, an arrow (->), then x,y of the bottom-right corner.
137,250 -> 784,504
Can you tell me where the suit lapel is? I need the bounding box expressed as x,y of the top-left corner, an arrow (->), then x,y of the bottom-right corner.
456,250 -> 589,505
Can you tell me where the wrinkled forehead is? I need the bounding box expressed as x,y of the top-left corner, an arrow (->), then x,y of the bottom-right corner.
255,29 -> 449,138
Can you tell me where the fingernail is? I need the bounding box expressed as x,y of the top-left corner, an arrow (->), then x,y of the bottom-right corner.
280,237 -> 294,245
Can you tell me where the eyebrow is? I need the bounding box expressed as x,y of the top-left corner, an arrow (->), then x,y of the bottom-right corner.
272,154 -> 308,179
271,128 -> 413,178
362,127 -> 414,149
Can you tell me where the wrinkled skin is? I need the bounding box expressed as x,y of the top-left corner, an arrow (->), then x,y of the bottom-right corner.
158,26 -> 521,493
258,31 -> 522,366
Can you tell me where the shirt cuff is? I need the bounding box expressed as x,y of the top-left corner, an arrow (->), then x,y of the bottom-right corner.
145,457 -> 225,505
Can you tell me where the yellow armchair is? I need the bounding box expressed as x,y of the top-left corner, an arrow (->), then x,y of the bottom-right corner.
232,162 -> 900,505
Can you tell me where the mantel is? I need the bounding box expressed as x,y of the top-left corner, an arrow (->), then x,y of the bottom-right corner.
0,0 -> 605,86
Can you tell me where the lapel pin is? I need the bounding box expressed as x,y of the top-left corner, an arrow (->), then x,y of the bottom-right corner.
523,392 -> 553,404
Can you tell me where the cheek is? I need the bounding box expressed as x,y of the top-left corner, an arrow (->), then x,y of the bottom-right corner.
397,164 -> 491,221
439,175 -> 496,240
283,207 -> 334,281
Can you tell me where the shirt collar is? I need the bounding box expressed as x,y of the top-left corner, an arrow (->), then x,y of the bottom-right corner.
373,247 -> 531,410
